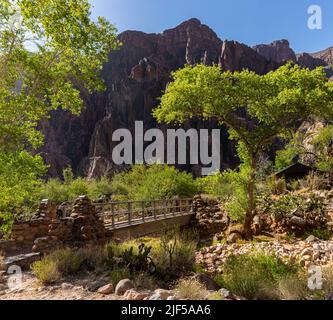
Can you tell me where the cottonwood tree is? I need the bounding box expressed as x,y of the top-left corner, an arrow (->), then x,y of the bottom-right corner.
154,63 -> 333,238
0,0 -> 120,233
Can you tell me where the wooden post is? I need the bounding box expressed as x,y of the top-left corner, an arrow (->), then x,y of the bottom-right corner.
164,200 -> 167,218
128,202 -> 132,225
153,201 -> 157,220
142,201 -> 145,222
111,202 -> 115,228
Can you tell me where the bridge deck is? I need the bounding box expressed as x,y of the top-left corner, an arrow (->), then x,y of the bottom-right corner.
97,198 -> 194,232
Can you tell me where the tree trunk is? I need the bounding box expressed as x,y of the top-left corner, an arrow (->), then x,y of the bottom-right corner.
243,159 -> 257,240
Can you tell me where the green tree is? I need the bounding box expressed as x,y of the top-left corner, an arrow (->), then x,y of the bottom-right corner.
275,124 -> 333,173
154,63 -> 333,238
111,164 -> 198,201
0,0 -> 120,232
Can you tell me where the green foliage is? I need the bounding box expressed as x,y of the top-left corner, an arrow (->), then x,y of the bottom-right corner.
275,125 -> 333,173
0,151 -> 46,235
38,168 -> 113,203
174,278 -> 210,300
0,0 -> 119,232
311,125 -> 333,172
121,243 -> 156,274
111,164 -> 198,201
152,228 -> 197,280
305,228 -> 332,241
48,248 -> 82,275
154,63 -> 333,235
0,0 -> 120,151
198,164 -> 251,222
214,252 -> 299,300
258,192 -> 324,222
31,259 -> 61,284
109,267 -> 131,286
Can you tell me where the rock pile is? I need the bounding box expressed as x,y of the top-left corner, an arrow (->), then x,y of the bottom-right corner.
259,192 -> 333,236
192,195 -> 230,237
196,238 -> 333,273
32,199 -> 57,220
70,195 -> 107,244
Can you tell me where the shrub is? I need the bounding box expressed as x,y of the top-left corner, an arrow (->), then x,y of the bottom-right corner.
32,247 -> 89,283
174,278 -> 209,300
152,228 -> 196,280
48,248 -> 83,275
39,178 -> 69,203
39,168 -> 113,203
215,252 -> 299,300
111,164 -> 198,201
322,263 -> 333,293
87,176 -> 113,199
277,274 -> 309,300
67,178 -> 89,201
32,259 -> 61,284
109,267 -> 131,286
198,165 -> 251,222
133,272 -> 162,291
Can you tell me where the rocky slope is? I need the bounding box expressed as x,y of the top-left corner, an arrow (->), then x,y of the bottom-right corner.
39,18 -> 333,178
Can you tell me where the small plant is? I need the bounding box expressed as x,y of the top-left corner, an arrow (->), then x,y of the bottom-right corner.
122,243 -> 156,274
277,274 -> 309,300
161,228 -> 178,267
109,267 -> 131,286
207,291 -> 224,300
48,248 -> 83,275
133,272 -> 161,291
32,259 -> 61,284
174,278 -> 209,300
215,252 -> 299,300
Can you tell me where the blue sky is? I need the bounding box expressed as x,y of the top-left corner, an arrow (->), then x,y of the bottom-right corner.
90,0 -> 333,53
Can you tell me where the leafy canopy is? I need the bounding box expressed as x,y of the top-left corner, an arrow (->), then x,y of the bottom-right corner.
0,0 -> 120,150
154,63 -> 333,161
0,0 -> 119,233
111,164 -> 198,201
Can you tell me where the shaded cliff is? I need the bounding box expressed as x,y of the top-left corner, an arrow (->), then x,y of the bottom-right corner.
39,18 -> 333,178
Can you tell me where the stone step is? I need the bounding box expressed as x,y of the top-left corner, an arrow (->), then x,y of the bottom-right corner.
0,252 -> 41,271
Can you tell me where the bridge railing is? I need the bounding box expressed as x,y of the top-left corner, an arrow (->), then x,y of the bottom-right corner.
95,198 -> 193,229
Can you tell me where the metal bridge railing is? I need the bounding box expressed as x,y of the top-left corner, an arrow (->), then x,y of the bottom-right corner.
95,198 -> 193,229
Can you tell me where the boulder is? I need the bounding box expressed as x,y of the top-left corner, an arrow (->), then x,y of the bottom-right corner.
290,216 -> 306,228
124,289 -> 151,300
115,279 -> 134,296
97,284 -> 114,295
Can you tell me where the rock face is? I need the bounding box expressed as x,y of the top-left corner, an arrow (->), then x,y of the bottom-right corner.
253,40 -> 297,64
38,19 -> 333,178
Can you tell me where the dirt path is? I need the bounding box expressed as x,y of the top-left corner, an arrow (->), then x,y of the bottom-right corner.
0,272 -> 121,300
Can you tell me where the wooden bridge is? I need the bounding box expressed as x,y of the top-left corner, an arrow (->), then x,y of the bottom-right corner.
94,198 -> 194,239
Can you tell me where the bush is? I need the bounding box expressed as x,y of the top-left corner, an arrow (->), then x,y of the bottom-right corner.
39,168 -> 113,203
277,274 -> 309,300
109,267 -> 131,286
214,252 -> 299,300
39,178 -> 69,203
133,272 -> 162,291
31,248 -> 92,284
111,164 -> 198,201
152,228 -> 197,280
174,278 -> 209,300
322,263 -> 333,293
48,248 -> 83,275
198,165 -> 251,222
31,259 -> 61,284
